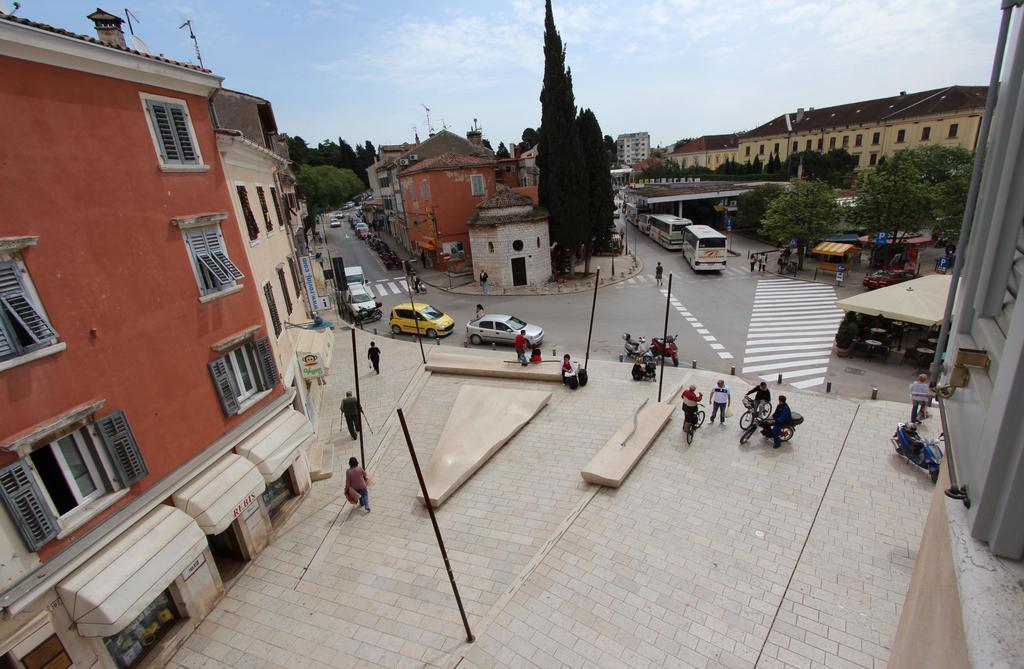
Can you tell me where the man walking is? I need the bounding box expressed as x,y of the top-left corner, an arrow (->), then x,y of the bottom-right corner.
479,270 -> 489,295
710,379 -> 730,425
655,262 -> 663,286
347,457 -> 370,513
749,255 -> 757,272
515,330 -> 529,366
341,391 -> 360,440
367,341 -> 381,374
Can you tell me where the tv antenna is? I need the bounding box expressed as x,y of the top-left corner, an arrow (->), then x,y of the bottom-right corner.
421,104 -> 434,135
178,19 -> 204,68
124,9 -> 152,54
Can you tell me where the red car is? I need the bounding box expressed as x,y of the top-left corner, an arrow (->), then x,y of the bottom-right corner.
863,269 -> 916,289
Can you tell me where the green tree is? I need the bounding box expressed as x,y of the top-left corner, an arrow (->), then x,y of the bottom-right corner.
750,155 -> 763,174
520,127 -> 538,150
577,108 -> 615,272
287,136 -> 312,165
851,157 -> 931,265
762,180 -> 841,268
735,183 -> 786,230
895,144 -> 973,242
603,134 -> 617,163
537,0 -> 587,256
788,149 -> 859,187
296,164 -> 363,214
672,137 -> 696,150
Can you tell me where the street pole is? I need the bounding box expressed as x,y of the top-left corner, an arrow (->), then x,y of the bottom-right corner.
397,409 -> 475,643
658,273 -> 672,403
584,267 -> 600,370
404,264 -> 426,364
350,328 -> 365,468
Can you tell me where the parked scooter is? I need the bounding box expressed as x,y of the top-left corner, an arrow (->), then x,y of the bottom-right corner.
630,352 -> 657,381
892,423 -> 943,484
650,334 -> 679,367
622,333 -> 650,360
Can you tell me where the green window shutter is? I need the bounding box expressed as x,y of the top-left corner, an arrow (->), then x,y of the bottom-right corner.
208,357 -> 240,416
253,336 -> 279,389
0,263 -> 57,345
0,460 -> 59,552
145,100 -> 181,163
95,410 -> 149,486
167,104 -> 197,163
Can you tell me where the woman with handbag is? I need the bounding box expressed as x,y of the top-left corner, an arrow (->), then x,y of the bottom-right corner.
346,457 -> 370,513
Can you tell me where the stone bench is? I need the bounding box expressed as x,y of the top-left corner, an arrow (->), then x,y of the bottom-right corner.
580,399 -> 676,487
425,349 -> 566,382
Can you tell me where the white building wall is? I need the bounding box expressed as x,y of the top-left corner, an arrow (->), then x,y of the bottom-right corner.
470,220 -> 551,288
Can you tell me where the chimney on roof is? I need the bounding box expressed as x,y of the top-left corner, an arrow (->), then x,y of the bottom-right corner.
467,117 -> 483,146
900,91 -> 907,96
87,8 -> 127,48
796,108 -> 805,123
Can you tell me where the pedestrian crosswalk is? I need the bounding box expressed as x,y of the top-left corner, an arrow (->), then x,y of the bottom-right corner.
659,289 -> 734,360
741,279 -> 842,390
618,264 -> 749,288
372,278 -> 409,295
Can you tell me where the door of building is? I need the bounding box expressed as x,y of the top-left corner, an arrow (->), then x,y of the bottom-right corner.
511,257 -> 527,286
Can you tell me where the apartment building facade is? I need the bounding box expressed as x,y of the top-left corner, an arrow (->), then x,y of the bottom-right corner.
0,11 -> 313,668
616,131 -> 650,165
738,85 -> 986,169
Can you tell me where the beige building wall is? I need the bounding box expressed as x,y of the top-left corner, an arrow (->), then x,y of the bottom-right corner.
217,136 -> 301,386
738,111 -> 982,169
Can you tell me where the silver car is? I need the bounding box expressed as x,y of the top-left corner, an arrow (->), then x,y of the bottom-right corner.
466,314 -> 544,347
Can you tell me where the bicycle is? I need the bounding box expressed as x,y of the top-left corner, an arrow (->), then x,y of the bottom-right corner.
683,404 -> 706,445
738,396 -> 772,431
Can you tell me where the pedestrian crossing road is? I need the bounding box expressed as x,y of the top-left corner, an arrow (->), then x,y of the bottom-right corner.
370,278 -> 410,295
741,279 -> 842,390
616,265 -> 750,287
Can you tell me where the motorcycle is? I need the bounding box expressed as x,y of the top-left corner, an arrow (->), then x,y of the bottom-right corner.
630,352 -> 657,381
892,423 -> 943,484
739,412 -> 804,445
650,334 -> 679,366
381,254 -> 403,270
354,305 -> 383,323
622,333 -> 649,360
410,278 -> 427,294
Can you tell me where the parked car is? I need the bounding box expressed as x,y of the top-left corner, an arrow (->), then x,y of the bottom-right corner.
389,302 -> 455,338
466,314 -> 544,346
863,269 -> 916,289
345,284 -> 380,321
329,218 -> 342,228
354,223 -> 369,239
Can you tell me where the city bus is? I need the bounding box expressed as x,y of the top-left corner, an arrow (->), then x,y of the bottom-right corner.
682,224 -> 727,271
647,214 -> 693,250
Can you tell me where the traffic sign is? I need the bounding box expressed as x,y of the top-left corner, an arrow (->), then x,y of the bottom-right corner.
876,231 -> 888,245
837,263 -> 846,274
936,256 -> 950,274
788,236 -> 798,247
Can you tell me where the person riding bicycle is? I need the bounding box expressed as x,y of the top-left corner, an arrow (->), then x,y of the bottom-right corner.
681,385 -> 703,428
764,395 -> 792,449
745,382 -> 772,414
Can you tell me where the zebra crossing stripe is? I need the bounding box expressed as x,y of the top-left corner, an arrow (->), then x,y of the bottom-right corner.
743,349 -> 834,363
791,377 -> 826,389
745,344 -> 834,355
718,352 -> 734,359
759,366 -> 829,381
743,357 -> 831,373
386,281 -> 401,294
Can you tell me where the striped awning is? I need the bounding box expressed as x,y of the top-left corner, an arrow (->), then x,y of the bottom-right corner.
812,242 -> 854,256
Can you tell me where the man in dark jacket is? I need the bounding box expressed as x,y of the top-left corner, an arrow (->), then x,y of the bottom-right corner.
341,391 -> 360,440
769,395 -> 792,449
367,341 -> 381,374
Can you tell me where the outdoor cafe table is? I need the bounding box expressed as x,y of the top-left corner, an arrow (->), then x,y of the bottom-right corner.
864,339 -> 886,361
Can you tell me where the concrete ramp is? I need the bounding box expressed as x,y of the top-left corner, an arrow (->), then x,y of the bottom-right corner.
581,400 -> 676,487
426,350 -> 564,382
419,385 -> 550,507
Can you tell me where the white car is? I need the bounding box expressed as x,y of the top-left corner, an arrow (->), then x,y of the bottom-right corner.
346,284 -> 379,320
329,218 -> 342,228
466,314 -> 544,347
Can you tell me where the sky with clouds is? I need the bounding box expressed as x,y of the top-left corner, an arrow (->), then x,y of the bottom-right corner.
19,1 -> 998,150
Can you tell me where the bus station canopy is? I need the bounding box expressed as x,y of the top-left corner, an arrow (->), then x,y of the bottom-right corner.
835,274 -> 953,326
811,242 -> 855,256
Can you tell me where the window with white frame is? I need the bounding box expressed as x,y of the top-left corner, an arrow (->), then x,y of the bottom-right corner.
207,337 -> 279,416
184,227 -> 245,295
0,259 -> 59,362
0,411 -> 148,551
142,95 -> 202,167
470,174 -> 486,196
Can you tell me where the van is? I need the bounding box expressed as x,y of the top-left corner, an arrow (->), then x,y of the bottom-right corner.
343,266 -> 365,288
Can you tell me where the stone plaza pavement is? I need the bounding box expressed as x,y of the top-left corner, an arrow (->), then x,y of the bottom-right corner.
168,329 -> 937,669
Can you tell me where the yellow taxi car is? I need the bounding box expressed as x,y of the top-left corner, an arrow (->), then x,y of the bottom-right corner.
388,302 -> 455,338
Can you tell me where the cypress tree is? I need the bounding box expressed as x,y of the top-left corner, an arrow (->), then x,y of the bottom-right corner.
577,108 -> 614,273
538,0 -> 586,261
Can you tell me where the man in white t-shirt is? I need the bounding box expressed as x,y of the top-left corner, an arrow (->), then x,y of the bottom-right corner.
909,373 -> 932,424
710,379 -> 730,425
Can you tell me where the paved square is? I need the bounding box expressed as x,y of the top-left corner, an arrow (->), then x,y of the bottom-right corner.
169,330 -> 935,669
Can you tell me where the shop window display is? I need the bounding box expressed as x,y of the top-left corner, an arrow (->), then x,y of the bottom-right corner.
102,590 -> 179,668
261,471 -> 293,516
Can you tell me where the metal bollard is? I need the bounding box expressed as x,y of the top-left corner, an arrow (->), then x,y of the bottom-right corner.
552,348 -> 557,357
619,354 -> 623,363
373,328 -> 378,335
491,342 -> 496,350
691,360 -> 697,369
871,387 -> 878,400
463,340 -> 468,347
730,366 -> 736,375
436,338 -> 440,345
826,381 -> 832,393
777,373 -> 783,385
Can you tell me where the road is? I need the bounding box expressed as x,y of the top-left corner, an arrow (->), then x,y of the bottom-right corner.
317,213 -> 854,392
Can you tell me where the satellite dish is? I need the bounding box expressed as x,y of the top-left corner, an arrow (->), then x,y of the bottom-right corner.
130,34 -> 152,54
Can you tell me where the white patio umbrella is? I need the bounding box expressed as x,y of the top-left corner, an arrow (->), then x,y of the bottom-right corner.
835,274 -> 954,326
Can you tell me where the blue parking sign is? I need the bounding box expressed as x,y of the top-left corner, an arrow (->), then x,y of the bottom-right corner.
876,231 -> 888,245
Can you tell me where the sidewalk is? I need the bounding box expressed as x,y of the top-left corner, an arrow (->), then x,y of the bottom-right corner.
168,338 -> 937,669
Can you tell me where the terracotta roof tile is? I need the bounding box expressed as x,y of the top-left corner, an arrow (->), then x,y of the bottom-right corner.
478,188 -> 534,209
402,152 -> 495,174
1,13 -> 213,73
669,133 -> 740,155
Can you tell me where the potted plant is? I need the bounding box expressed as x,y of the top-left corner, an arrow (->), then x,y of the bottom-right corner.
835,312 -> 858,357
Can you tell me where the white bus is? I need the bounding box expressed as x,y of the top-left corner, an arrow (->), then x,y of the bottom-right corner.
682,225 -> 727,271
647,214 -> 693,250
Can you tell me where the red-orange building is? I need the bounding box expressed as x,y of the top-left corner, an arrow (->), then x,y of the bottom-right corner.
399,152 -> 497,272
0,11 -> 313,667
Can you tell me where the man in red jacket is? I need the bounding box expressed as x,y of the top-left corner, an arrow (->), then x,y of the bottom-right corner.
514,330 -> 528,366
